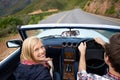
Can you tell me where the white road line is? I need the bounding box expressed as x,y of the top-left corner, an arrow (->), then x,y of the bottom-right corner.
56,13 -> 68,23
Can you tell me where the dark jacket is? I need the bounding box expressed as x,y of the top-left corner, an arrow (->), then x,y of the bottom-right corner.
14,63 -> 52,80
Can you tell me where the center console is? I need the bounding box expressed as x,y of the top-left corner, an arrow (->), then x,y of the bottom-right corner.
63,48 -> 76,80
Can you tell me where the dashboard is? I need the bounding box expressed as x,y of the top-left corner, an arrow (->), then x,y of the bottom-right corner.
42,37 -> 107,79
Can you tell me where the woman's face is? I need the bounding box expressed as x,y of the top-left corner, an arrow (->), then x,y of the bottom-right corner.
32,40 -> 46,61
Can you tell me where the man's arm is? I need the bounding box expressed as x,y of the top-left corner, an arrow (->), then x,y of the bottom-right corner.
94,38 -> 106,49
78,42 -> 86,71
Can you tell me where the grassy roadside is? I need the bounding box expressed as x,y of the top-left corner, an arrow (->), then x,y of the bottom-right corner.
0,11 -> 58,61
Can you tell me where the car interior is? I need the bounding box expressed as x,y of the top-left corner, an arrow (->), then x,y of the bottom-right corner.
0,36 -> 108,80
44,37 -> 108,80
0,27 -> 111,80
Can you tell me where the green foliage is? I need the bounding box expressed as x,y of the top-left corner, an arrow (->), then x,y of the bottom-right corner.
95,8 -> 99,14
15,15 -> 31,25
113,0 -> 119,2
7,0 -> 89,15
0,17 -> 23,29
0,17 -> 23,37
0,11 -> 57,37
29,15 -> 42,24
29,12 -> 57,24
79,0 -> 89,9
105,5 -> 115,15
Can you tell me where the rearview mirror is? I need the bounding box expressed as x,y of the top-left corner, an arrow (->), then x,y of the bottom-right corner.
61,30 -> 80,37
6,39 -> 23,48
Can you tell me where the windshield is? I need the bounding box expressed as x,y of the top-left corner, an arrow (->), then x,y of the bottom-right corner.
26,28 -> 119,43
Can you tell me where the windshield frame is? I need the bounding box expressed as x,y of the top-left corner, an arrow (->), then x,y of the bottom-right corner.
18,24 -> 120,40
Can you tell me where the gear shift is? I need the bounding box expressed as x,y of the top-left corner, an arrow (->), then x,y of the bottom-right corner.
66,64 -> 72,72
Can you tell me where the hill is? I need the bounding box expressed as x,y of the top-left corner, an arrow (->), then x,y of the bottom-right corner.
84,0 -> 120,18
0,0 -> 34,16
0,0 -> 119,18
0,0 -> 88,16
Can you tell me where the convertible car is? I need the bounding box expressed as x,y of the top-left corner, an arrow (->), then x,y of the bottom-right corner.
0,24 -> 120,80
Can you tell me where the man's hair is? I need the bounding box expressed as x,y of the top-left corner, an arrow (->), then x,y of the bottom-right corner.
106,33 -> 120,73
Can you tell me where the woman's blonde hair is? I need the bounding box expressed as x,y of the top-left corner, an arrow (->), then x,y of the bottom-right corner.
20,37 -> 42,62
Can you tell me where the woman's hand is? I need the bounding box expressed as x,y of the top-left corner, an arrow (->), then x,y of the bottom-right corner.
44,57 -> 52,61
39,57 -> 52,63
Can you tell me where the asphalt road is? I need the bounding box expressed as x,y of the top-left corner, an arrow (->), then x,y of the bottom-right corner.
39,9 -> 120,26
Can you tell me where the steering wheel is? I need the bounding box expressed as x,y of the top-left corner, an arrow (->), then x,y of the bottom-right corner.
86,59 -> 106,69
81,38 -> 106,69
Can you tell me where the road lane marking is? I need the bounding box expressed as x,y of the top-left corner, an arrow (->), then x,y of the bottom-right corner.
56,13 -> 68,23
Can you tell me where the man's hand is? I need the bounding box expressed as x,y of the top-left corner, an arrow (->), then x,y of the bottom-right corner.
78,42 -> 86,56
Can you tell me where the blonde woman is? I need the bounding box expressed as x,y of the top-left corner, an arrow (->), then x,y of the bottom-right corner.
14,37 -> 53,80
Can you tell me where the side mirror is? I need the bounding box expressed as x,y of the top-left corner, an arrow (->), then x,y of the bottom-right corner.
6,39 -> 23,48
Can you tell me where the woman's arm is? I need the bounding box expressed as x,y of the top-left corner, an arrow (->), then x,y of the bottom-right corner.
48,60 -> 54,77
